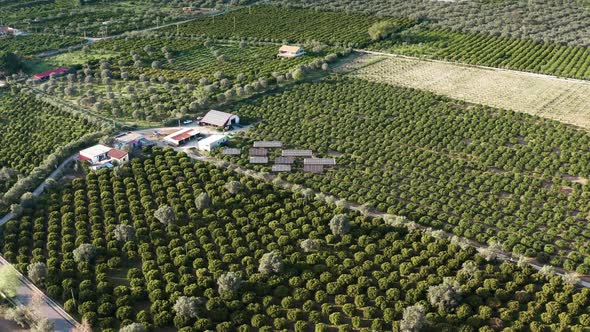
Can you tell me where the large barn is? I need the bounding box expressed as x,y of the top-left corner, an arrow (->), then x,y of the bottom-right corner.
199,110 -> 240,128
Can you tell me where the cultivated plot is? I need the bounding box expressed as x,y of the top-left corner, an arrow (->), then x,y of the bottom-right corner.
341,54 -> 590,129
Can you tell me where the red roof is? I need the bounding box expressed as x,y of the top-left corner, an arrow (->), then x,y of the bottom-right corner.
33,67 -> 69,80
107,148 -> 128,160
79,155 -> 91,161
170,131 -> 195,142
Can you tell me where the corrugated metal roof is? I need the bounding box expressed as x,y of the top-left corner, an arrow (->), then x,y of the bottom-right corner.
282,149 -> 313,157
272,164 -> 291,172
199,110 -> 235,127
274,156 -> 295,164
303,164 -> 324,173
249,148 -> 268,156
304,158 -> 336,165
222,148 -> 241,155
253,141 -> 282,148
249,157 -> 268,164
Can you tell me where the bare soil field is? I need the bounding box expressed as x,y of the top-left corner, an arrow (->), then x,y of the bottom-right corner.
339,54 -> 590,129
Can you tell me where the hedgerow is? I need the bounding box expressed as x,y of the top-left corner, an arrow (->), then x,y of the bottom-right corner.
221,77 -> 590,272
1,147 -> 589,331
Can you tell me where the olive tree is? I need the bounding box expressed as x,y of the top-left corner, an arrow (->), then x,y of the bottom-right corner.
0,265 -> 19,297
119,322 -> 147,332
224,181 -> 242,195
400,304 -> 426,332
194,192 -> 211,210
259,251 -> 283,275
300,239 -> 320,253
173,296 -> 199,318
427,277 -> 462,311
27,262 -> 47,284
73,243 -> 97,263
329,214 -> 350,236
217,272 -> 242,293
114,224 -> 135,242
154,205 -> 176,225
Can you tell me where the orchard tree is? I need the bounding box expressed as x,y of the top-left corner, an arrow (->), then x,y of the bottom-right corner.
368,21 -> 398,41
329,214 -> 350,236
27,262 -> 47,284
154,205 -> 176,225
259,252 -> 283,275
194,192 -> 210,210
119,322 -> 147,332
217,272 -> 242,293
400,304 -> 426,332
0,265 -> 19,297
224,181 -> 241,195
427,278 -> 462,311
114,224 -> 135,242
73,243 -> 97,263
300,239 -> 320,253
173,296 -> 199,318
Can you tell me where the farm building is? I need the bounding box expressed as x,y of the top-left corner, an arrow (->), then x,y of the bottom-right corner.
303,164 -> 324,173
164,128 -> 201,146
250,157 -> 269,164
275,156 -> 295,164
254,141 -> 282,148
114,132 -> 150,150
32,67 -> 69,81
249,148 -> 268,156
198,135 -> 227,151
272,164 -> 291,172
79,144 -> 129,171
282,149 -> 313,157
222,148 -> 241,155
0,26 -> 24,37
278,45 -> 305,58
199,110 -> 240,127
304,158 -> 336,166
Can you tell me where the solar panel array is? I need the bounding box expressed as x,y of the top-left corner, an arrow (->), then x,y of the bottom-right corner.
272,164 -> 292,172
304,158 -> 336,166
222,148 -> 241,155
249,148 -> 268,156
303,164 -> 324,173
249,156 -> 269,164
282,149 -> 313,157
253,141 -> 283,148
274,156 -> 295,164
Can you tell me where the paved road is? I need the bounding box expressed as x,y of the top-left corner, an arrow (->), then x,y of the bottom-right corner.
0,257 -> 77,332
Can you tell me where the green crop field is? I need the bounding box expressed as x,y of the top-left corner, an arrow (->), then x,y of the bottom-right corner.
220,77 -> 590,272
165,5 -> 415,47
2,147 -> 590,331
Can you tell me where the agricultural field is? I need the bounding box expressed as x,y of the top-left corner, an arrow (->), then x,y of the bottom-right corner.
29,37 -> 340,123
165,5 -> 415,47
0,90 -> 101,201
220,77 -> 590,272
2,147 -> 590,331
0,0 -> 199,38
338,54 -> 590,129
269,0 -> 590,47
0,34 -> 84,56
370,27 -> 590,80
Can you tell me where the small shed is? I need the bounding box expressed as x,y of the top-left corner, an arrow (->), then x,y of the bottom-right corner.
164,128 -> 200,146
272,164 -> 291,172
278,45 -> 305,58
222,148 -> 241,155
249,148 -> 268,156
199,110 -> 240,127
249,157 -> 268,164
198,134 -> 227,151
304,158 -> 336,166
33,67 -> 69,81
303,164 -> 324,173
274,156 -> 295,164
282,149 -> 313,157
254,141 -> 282,148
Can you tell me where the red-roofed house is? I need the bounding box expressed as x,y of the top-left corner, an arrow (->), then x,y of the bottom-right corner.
33,67 -> 69,81
199,110 -> 239,128
79,144 -> 129,170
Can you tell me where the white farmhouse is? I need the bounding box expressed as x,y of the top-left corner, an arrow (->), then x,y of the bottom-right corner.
278,45 -> 305,58
198,135 -> 227,151
79,144 -> 129,170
